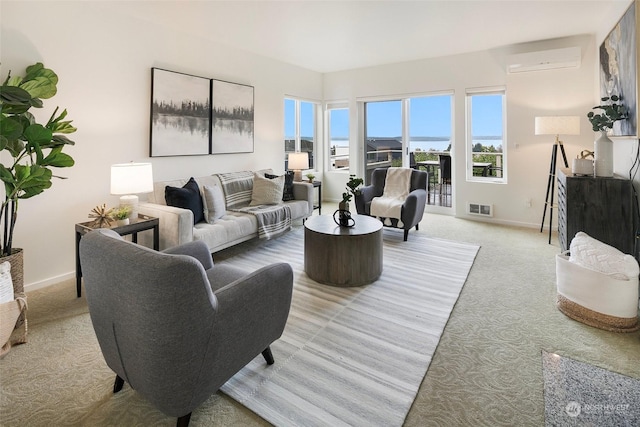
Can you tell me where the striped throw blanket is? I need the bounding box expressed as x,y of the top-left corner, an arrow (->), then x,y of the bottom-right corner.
233,204 -> 292,240
218,171 -> 254,209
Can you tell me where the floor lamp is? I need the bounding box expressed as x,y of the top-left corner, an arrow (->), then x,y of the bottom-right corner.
535,116 -> 580,244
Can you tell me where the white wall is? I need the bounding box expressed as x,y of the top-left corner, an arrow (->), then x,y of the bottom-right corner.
322,35 -> 599,228
1,1 -> 322,288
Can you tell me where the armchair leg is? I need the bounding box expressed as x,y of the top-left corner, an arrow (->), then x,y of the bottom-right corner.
262,347 -> 275,365
176,413 -> 191,427
415,223 -> 419,231
113,375 -> 125,393
403,229 -> 409,241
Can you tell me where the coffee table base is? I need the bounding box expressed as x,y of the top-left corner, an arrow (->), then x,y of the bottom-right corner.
304,214 -> 383,287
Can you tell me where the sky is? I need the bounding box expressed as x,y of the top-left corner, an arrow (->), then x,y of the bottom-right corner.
285,94 -> 503,139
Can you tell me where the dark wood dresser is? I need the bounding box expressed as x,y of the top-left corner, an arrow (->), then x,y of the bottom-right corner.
557,168 -> 637,256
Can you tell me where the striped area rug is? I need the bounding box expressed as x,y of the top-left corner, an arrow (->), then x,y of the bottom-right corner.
219,225 -> 479,426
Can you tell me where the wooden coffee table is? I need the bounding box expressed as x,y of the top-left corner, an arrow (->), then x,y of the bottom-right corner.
304,214 -> 383,287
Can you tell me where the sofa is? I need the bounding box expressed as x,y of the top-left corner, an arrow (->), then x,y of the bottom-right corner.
138,170 -> 313,253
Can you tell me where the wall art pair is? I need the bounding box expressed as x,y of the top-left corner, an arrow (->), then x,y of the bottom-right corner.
150,68 -> 254,157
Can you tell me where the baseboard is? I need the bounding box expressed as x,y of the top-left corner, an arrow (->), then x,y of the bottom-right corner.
25,271 -> 75,293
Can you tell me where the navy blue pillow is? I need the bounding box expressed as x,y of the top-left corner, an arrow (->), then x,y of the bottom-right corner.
165,177 -> 204,224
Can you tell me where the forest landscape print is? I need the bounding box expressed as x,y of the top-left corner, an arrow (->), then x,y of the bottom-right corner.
150,68 -> 210,156
211,80 -> 254,154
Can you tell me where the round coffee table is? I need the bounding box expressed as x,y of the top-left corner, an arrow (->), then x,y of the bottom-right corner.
304,214 -> 383,287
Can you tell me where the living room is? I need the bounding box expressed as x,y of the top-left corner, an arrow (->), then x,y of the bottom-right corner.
1,1 -> 639,425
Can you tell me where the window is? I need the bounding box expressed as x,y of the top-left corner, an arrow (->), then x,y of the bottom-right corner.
327,104 -> 349,171
363,94 -> 453,200
466,88 -> 506,182
364,100 -> 402,175
284,98 -> 317,170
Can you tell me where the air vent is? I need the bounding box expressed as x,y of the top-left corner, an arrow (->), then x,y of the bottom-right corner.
468,202 -> 493,217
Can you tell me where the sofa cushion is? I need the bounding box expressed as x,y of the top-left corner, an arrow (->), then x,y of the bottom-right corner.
250,173 -> 285,206
202,185 -> 226,223
266,171 -> 295,201
165,177 -> 204,224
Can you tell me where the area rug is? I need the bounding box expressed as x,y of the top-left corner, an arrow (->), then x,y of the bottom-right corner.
218,226 -> 479,426
542,350 -> 640,426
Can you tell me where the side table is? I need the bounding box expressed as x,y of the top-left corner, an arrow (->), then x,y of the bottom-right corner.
312,180 -> 322,214
75,214 -> 159,297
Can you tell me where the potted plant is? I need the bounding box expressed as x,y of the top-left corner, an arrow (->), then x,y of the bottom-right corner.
305,173 -> 315,183
335,174 -> 363,227
587,95 -> 627,177
111,206 -> 132,226
0,62 -> 77,296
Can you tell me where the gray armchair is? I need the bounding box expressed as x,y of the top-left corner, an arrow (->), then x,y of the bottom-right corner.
355,167 -> 428,241
79,228 -> 293,426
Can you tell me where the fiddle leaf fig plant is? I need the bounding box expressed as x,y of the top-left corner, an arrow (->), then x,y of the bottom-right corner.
0,62 -> 77,256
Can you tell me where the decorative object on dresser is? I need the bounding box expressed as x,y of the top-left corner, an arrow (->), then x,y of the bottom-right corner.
556,168 -> 636,258
110,162 -> 154,219
534,116 -> 580,244
0,62 -> 78,347
587,95 -> 628,177
571,149 -> 594,176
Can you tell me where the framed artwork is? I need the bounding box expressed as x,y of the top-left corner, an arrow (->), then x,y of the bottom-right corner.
150,68 -> 211,157
211,79 -> 254,154
599,1 -> 637,137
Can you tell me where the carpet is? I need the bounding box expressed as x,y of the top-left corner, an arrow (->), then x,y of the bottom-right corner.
542,350 -> 640,426
218,226 -> 479,426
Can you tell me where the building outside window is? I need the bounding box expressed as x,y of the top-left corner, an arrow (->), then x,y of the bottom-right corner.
466,88 -> 506,182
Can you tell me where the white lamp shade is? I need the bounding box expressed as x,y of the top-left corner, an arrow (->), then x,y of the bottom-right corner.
534,116 -> 580,136
110,162 -> 154,195
288,152 -> 309,170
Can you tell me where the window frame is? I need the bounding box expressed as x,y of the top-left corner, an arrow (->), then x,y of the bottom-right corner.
465,87 -> 507,184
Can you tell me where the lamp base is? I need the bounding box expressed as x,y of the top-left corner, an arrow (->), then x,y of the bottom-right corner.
119,195 -> 139,220
293,170 -> 303,182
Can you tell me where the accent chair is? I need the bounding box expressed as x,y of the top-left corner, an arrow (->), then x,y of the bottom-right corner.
355,167 -> 428,241
79,228 -> 293,426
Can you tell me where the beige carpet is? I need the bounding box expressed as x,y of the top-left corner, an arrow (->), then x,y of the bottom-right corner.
1,210 -> 639,426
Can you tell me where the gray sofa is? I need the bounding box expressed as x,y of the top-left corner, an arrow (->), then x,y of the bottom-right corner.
79,228 -> 293,426
139,170 -> 313,252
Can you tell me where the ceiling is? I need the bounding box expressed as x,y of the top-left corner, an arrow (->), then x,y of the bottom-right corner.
110,0 -> 634,73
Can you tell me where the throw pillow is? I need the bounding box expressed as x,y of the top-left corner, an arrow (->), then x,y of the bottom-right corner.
266,171 -> 295,201
202,185 -> 226,223
165,177 -> 204,224
250,172 -> 285,206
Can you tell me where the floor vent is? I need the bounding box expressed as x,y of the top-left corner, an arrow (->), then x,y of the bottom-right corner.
468,202 -> 493,217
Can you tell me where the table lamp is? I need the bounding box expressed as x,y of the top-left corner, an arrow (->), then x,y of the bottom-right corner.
534,116 -> 580,244
288,152 -> 309,182
110,162 -> 154,219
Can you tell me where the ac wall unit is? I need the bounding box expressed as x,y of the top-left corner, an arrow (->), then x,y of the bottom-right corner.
507,47 -> 581,73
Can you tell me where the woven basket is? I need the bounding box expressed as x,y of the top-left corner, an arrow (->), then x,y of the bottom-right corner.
0,296 -> 27,358
1,249 -> 27,342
